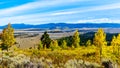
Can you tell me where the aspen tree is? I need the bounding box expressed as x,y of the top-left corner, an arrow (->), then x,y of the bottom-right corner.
1,23 -> 15,50
93,28 -> 107,63
73,30 -> 80,48
116,34 -> 120,55
111,36 -> 117,53
61,40 -> 67,49
50,40 -> 60,50
38,40 -> 43,50
86,40 -> 91,46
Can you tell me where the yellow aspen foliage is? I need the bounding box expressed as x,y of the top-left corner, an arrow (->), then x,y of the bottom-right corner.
116,34 -> 120,55
86,40 -> 91,46
0,40 -> 2,45
50,40 -> 60,50
111,36 -> 117,53
54,40 -> 59,47
93,28 -> 107,47
1,23 -> 15,50
73,30 -> 80,48
93,28 -> 107,63
61,40 -> 67,49
50,40 -> 54,50
71,44 -> 75,49
38,40 -> 43,50
110,35 -> 120,63
0,33 -> 2,45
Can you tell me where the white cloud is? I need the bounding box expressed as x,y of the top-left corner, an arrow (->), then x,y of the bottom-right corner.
0,1 -> 43,16
51,2 -> 120,16
0,0 -> 120,25
89,3 -> 120,11
76,18 -> 120,23
0,0 -> 89,17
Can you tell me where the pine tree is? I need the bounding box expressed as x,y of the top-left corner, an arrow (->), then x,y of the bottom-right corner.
93,28 -> 107,63
1,23 -> 15,50
41,31 -> 51,48
61,40 -> 67,49
72,30 -> 80,48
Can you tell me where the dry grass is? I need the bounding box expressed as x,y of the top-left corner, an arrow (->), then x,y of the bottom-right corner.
15,32 -> 74,49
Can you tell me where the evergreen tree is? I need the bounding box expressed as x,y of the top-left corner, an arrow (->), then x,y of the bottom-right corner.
93,28 -> 107,63
72,30 -> 80,48
1,23 -> 15,50
41,31 -> 51,48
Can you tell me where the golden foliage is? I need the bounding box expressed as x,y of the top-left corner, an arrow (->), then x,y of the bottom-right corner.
1,23 -> 15,49
73,30 -> 80,48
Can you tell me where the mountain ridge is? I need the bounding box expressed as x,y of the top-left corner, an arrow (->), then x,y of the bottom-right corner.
1,23 -> 120,29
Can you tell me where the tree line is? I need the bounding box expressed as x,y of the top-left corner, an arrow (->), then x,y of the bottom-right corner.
39,28 -> 120,64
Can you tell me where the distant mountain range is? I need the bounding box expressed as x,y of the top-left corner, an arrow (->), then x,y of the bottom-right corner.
1,23 -> 120,29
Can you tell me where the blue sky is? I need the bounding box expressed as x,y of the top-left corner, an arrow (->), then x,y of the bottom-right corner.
0,0 -> 120,25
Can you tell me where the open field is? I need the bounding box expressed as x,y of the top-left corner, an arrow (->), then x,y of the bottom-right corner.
15,32 -> 74,49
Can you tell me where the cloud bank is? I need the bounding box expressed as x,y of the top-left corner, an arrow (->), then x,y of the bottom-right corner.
0,0 -> 120,25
